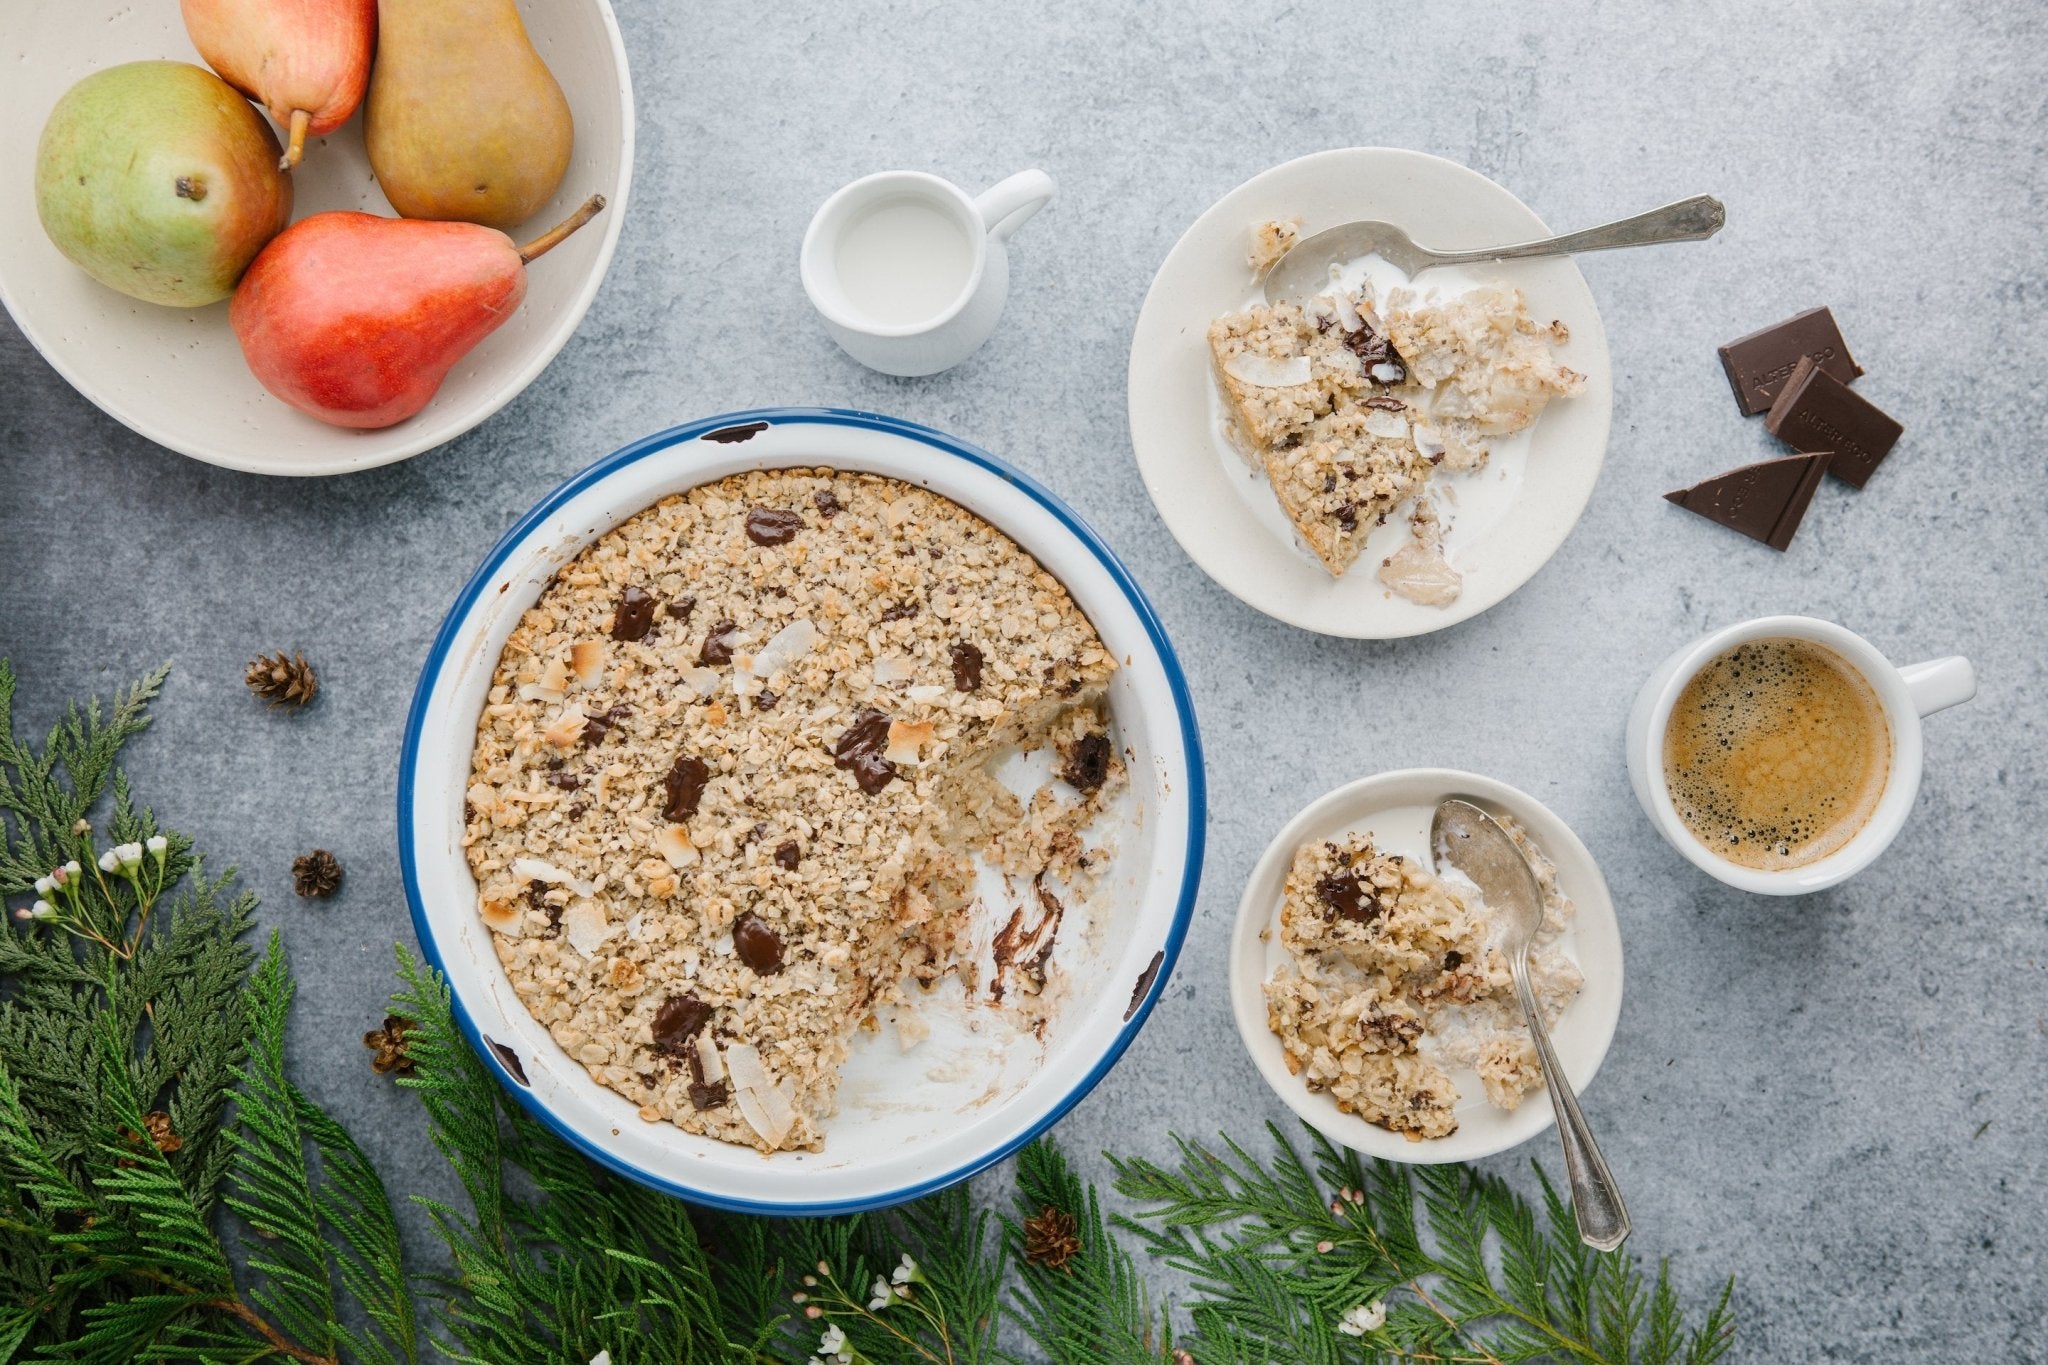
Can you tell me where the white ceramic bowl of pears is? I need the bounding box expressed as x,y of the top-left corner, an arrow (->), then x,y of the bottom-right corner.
0,0 -> 633,477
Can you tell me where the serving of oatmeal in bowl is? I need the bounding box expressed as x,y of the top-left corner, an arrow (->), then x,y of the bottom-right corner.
1229,769 -> 1623,1163
399,409 -> 1203,1213
1129,148 -> 1614,638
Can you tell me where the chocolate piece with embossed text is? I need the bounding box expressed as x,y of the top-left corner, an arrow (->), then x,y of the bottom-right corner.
1717,307 -> 1863,416
1765,357 -> 1900,487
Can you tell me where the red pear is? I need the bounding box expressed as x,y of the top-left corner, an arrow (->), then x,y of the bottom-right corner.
181,0 -> 376,169
230,194 -> 604,429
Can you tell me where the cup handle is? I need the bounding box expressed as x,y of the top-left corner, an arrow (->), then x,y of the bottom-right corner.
973,170 -> 1057,244
1899,656 -> 1976,718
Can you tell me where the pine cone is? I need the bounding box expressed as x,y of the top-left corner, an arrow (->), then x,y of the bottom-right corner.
245,651 -> 318,708
364,1015 -> 417,1076
141,1110 -> 183,1155
292,849 -> 343,898
1022,1205 -> 1081,1272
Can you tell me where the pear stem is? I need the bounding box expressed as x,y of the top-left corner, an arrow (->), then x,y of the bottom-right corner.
280,110 -> 311,171
517,195 -> 608,264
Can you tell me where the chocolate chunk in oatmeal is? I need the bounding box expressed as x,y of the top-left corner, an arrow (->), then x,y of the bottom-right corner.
662,755 -> 710,821
581,704 -> 630,748
745,506 -> 805,546
833,708 -> 897,795
1060,732 -> 1112,793
774,840 -> 801,870
951,641 -> 984,692
732,912 -> 785,975
611,586 -> 657,641
685,1046 -> 729,1110
1315,866 -> 1382,923
667,595 -> 696,622
651,993 -> 712,1050
698,620 -> 739,666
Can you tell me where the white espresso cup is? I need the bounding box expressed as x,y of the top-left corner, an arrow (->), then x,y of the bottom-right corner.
801,168 -> 1055,377
1626,615 -> 1975,895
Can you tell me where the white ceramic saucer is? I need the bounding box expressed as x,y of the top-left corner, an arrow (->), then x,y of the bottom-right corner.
1127,148 -> 1614,638
1229,769 -> 1624,1164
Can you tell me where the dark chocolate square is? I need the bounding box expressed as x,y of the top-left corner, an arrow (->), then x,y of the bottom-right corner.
1665,451 -> 1831,550
1717,307 -> 1864,416
1764,356 -> 1902,488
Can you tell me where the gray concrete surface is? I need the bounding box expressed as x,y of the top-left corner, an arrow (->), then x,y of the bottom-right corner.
3,0 -> 2045,1357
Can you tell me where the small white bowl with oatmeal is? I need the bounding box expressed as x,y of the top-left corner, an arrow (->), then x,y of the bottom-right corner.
1229,769 -> 1623,1163
399,409 -> 1203,1213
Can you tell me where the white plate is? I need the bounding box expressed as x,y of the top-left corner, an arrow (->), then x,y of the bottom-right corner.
398,409 -> 1204,1213
0,0 -> 633,476
1127,148 -> 1614,638
1229,768 -> 1623,1164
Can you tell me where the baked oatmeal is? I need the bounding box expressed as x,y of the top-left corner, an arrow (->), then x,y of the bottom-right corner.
1207,219 -> 1584,590
1263,826 -> 1580,1140
463,469 -> 1124,1154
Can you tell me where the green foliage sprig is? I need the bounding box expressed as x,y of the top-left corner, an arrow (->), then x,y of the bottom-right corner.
0,665 -> 1739,1364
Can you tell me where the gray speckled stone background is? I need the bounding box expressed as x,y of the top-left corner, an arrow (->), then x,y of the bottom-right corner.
3,0 -> 2045,1356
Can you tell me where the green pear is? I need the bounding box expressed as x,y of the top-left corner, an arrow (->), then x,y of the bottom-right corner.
365,0 -> 574,233
35,61 -> 293,308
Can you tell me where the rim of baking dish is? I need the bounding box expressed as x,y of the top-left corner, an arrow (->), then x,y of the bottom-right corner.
397,406 -> 1207,1215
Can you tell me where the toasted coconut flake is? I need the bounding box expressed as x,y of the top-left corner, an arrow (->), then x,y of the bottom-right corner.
561,900 -> 614,957
883,499 -> 913,529
1331,290 -> 1365,333
514,856 -> 595,898
1225,352 -> 1313,388
654,824 -> 699,869
873,653 -> 916,685
569,640 -> 605,689
466,781 -> 497,816
542,707 -> 587,750
517,680 -> 566,703
906,684 -> 946,703
539,657 -> 571,692
1363,409 -> 1411,440
679,666 -> 723,699
694,1032 -> 724,1083
885,718 -> 935,765
479,898 -> 521,933
745,618 -> 819,684
722,1042 -> 795,1147
1412,421 -> 1447,462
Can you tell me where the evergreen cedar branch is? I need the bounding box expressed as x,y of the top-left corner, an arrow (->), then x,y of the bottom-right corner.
0,664 -> 1736,1364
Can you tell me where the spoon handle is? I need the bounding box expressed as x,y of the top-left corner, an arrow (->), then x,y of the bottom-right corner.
1430,194 -> 1726,266
1514,964 -> 1631,1251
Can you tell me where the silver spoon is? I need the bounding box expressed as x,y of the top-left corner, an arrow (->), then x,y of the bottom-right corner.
1261,194 -> 1726,304
1432,798 -> 1630,1252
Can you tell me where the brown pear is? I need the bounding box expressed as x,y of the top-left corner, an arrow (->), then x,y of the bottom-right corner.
364,0 -> 574,232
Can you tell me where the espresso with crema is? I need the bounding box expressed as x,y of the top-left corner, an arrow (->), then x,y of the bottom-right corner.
1661,638 -> 1891,871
